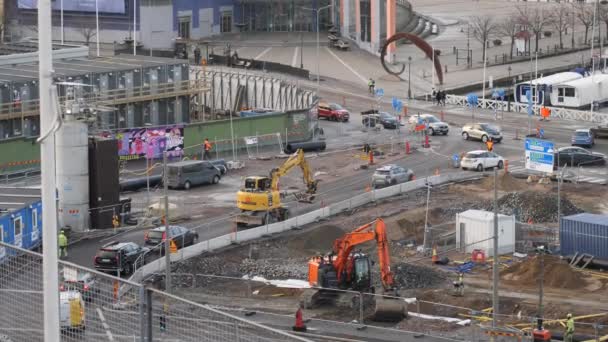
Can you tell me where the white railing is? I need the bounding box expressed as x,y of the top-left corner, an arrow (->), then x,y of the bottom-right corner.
444,94 -> 608,124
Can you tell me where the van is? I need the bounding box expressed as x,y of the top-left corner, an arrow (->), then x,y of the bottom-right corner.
166,160 -> 221,190
60,291 -> 85,331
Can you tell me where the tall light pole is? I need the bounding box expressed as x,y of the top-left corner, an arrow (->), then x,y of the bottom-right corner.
163,151 -> 171,293
492,167 -> 499,329
38,0 -> 60,340
300,33 -> 304,69
96,0 -> 100,57
408,56 -> 412,99
302,4 -> 333,95
482,39 -> 487,102
133,0 -> 137,55
60,0 -> 64,44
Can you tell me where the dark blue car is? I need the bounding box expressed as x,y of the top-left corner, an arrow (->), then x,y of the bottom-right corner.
571,129 -> 594,148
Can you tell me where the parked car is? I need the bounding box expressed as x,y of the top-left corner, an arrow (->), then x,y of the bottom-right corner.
371,164 -> 414,188
590,125 -> 608,139
362,111 -> 400,129
462,123 -> 503,143
317,102 -> 350,122
554,147 -> 606,167
166,160 -> 221,190
93,241 -> 149,276
408,114 -> 449,135
60,270 -> 100,303
571,129 -> 595,148
145,226 -> 199,253
461,150 -> 505,171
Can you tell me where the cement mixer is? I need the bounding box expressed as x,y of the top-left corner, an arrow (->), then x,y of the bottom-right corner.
301,218 -> 407,321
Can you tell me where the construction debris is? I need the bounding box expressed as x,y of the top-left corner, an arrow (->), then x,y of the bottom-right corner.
491,191 -> 582,223
391,263 -> 446,289
501,256 -> 594,290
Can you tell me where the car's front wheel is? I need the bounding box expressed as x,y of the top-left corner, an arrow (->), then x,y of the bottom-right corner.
184,181 -> 191,190
462,132 -> 469,140
497,161 -> 504,169
428,128 -> 435,136
481,135 -> 489,143
476,164 -> 483,172
212,175 -> 220,184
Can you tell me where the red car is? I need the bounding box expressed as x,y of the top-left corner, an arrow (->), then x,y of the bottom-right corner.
317,103 -> 350,122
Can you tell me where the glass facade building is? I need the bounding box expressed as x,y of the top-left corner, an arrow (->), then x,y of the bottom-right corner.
236,0 -> 332,32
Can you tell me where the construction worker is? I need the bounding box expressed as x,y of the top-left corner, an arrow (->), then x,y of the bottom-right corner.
58,230 -> 68,258
485,137 -> 494,152
112,214 -> 120,229
203,138 -> 212,160
564,313 -> 574,342
452,272 -> 464,296
368,78 -> 375,94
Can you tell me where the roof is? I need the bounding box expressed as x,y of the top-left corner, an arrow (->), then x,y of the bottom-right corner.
557,74 -> 608,88
167,160 -> 209,167
376,164 -> 399,171
458,209 -> 512,220
520,72 -> 583,86
562,213 -> 608,226
0,187 -> 41,214
465,150 -> 487,155
101,242 -> 133,250
575,128 -> 591,132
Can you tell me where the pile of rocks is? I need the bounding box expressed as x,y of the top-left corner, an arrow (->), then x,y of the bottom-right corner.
238,258 -> 308,280
491,191 -> 582,223
391,263 -> 446,289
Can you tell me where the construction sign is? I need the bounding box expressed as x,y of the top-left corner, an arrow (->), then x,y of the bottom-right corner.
170,239 -> 178,254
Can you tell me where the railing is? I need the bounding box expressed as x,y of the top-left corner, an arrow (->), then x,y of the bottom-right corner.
445,94 -> 608,124
0,79 -> 210,121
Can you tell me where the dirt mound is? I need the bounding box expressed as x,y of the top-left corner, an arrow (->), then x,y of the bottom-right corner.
480,172 -> 530,192
392,263 -> 446,289
492,191 -> 582,223
501,256 -> 589,289
287,224 -> 347,252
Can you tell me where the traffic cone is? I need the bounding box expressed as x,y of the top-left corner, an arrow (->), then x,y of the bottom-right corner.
432,245 -> 438,264
434,168 -> 440,176
292,308 -> 307,332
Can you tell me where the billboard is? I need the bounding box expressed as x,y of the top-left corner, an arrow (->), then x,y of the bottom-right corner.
18,0 -> 126,14
98,126 -> 184,160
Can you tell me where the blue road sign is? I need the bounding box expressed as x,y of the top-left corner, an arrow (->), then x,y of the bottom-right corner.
525,138 -> 554,173
466,93 -> 478,106
392,97 -> 403,112
539,128 -> 545,139
497,88 -> 506,100
452,154 -> 460,161
376,88 -> 384,97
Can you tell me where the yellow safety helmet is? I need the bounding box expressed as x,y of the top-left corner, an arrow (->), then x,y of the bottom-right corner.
567,313 -> 572,318
60,230 -> 65,234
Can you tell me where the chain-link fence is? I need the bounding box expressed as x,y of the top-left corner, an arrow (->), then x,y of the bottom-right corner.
0,240 -> 312,342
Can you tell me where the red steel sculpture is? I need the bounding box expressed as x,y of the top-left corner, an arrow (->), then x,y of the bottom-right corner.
380,33 -> 443,85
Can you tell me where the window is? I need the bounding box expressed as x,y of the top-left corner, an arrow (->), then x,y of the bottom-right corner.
32,208 -> 38,228
13,217 -> 22,236
0,225 -> 3,242
564,88 -> 575,97
178,17 -> 191,39
221,10 -> 232,33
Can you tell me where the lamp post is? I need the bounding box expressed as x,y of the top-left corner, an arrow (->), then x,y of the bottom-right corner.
300,33 -> 304,69
301,4 -> 333,95
407,56 -> 412,99
508,65 -> 512,84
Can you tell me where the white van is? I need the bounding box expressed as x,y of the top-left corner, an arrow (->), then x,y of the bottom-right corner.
60,291 -> 85,331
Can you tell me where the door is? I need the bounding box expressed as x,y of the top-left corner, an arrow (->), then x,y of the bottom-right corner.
473,125 -> 483,139
459,223 -> 466,251
13,216 -> 23,248
31,208 -> 39,244
0,224 -> 5,260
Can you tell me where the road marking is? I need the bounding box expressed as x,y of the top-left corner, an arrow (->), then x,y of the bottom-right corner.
254,47 -> 272,60
96,308 -> 115,341
324,47 -> 368,84
292,47 -> 299,67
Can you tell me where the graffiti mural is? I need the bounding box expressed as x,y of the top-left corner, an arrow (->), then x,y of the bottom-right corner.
99,126 -> 184,159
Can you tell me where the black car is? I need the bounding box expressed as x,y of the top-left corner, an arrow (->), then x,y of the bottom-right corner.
554,147 -> 607,167
362,110 -> 400,129
144,226 -> 199,253
94,241 -> 149,276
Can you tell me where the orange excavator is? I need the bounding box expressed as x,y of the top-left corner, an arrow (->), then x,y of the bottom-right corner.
301,218 -> 407,321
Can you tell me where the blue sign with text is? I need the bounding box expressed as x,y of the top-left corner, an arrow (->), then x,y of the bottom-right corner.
525,138 -> 554,173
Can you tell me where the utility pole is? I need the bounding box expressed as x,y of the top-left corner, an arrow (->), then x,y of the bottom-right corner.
96,0 -> 100,57
492,167 -> 499,328
133,0 -> 137,56
39,0 -> 60,340
467,23 -> 471,67
163,151 -> 171,293
482,39 -> 487,102
423,178 -> 431,253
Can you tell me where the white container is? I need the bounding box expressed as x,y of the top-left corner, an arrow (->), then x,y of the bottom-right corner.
455,209 -> 515,257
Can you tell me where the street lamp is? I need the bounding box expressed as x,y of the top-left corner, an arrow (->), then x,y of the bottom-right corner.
407,56 -> 412,99
508,66 -> 512,85
301,4 -> 333,96
300,33 -> 304,69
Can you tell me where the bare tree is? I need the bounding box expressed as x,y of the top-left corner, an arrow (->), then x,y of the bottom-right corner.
497,14 -> 519,60
599,3 -> 608,44
78,25 -> 97,46
574,2 -> 594,45
550,4 -> 570,49
469,15 -> 498,63
516,5 -> 551,53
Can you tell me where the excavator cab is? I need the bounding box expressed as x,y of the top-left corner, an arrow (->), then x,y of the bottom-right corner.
243,176 -> 271,192
351,254 -> 372,291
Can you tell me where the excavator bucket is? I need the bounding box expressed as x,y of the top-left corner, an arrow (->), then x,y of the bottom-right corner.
373,296 -> 407,322
293,192 -> 315,203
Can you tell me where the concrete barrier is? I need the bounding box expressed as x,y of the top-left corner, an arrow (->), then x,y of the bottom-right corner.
129,171 -> 482,282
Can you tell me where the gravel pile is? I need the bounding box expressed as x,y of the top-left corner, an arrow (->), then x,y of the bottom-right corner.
489,191 -> 582,223
239,258 -> 308,280
391,263 -> 446,289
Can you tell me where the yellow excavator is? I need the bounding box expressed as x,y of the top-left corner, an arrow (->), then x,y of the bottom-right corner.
235,149 -> 318,228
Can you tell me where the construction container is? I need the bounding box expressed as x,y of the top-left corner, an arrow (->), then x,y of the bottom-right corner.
560,213 -> 608,261
455,210 -> 516,257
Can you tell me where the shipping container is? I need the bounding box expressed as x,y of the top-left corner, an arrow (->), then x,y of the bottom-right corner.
560,213 -> 608,260
455,210 -> 516,257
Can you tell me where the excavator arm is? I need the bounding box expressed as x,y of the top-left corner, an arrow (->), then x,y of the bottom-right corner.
269,149 -> 318,199
332,218 -> 395,290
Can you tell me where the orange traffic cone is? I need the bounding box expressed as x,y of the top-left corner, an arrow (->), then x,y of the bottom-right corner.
432,245 -> 438,264
292,308 -> 307,332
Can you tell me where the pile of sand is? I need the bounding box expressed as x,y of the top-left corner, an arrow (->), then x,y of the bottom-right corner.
501,256 -> 589,290
287,224 -> 346,252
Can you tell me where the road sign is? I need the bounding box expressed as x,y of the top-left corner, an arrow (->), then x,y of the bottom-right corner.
392,98 -> 403,112
375,88 -> 384,97
539,128 -> 545,139
526,90 -> 533,116
466,93 -> 478,106
525,138 -> 554,173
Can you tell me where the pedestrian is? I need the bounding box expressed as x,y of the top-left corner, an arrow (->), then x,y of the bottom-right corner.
58,230 -> 68,258
194,46 -> 201,66
203,138 -> 213,160
368,78 -> 375,94
435,90 -> 441,106
431,88 -> 437,104
564,313 -> 574,342
486,137 -> 494,152
441,91 -> 446,106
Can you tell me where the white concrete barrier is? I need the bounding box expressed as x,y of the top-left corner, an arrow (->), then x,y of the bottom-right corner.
129,171 -> 481,281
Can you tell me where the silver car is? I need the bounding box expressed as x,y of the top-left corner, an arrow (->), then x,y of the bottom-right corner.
462,123 -> 503,143
372,165 -> 414,189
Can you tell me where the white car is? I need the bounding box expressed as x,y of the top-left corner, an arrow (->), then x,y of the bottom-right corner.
461,150 -> 505,171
